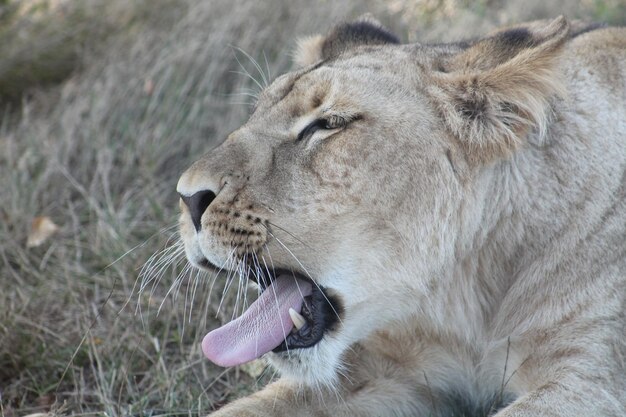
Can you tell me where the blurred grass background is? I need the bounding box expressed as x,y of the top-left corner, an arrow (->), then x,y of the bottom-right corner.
0,0 -> 624,416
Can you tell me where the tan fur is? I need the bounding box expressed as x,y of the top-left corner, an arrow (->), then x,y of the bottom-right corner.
176,17 -> 626,416
294,35 -> 325,68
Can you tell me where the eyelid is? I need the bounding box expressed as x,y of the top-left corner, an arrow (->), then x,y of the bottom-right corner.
296,116 -> 349,142
325,115 -> 347,129
296,119 -> 326,142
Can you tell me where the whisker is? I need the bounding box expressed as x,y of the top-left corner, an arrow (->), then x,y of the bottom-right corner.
262,253 -> 292,358
262,50 -> 271,85
139,242 -> 184,294
228,100 -> 257,108
217,253 -> 240,316
232,46 -> 270,87
233,252 -> 247,320
241,255 -> 252,315
136,239 -> 186,323
158,261 -> 192,315
188,265 -> 207,323
266,229 -> 343,324
148,247 -> 186,301
207,247 -> 237,307
136,226 -> 182,292
230,58 -> 264,91
140,237 -> 182,278
265,221 -> 316,252
250,252 -> 265,357
227,91 -> 261,100
182,263 -> 196,335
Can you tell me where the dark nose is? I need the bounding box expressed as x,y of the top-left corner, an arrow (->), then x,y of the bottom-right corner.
179,190 -> 216,232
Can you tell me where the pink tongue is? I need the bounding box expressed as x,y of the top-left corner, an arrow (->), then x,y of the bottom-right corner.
202,275 -> 312,367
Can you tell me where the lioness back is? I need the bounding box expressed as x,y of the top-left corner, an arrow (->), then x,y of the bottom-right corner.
173,17 -> 625,416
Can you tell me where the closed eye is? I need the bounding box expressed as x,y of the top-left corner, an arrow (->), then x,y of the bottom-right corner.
297,119 -> 327,142
296,115 -> 349,142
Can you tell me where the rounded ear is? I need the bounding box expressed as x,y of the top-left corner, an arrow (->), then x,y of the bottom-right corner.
428,16 -> 571,164
293,16 -> 399,68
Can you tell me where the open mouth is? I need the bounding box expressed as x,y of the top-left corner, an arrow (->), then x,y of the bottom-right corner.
198,260 -> 341,367
269,269 -> 341,353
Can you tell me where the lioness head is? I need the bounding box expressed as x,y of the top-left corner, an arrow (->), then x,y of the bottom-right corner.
177,16 -> 570,386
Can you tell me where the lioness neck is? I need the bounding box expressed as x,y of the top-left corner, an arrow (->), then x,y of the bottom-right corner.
451,38 -> 626,341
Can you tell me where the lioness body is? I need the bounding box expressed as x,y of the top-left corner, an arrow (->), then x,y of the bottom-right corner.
176,18 -> 625,416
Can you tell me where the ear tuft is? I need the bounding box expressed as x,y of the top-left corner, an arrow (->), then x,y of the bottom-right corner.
293,16 -> 399,68
294,35 -> 325,67
429,16 -> 570,164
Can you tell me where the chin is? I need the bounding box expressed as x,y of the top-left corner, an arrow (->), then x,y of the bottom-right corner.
267,331 -> 350,388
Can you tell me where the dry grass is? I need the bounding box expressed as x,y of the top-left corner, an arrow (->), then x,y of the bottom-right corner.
0,0 -> 624,415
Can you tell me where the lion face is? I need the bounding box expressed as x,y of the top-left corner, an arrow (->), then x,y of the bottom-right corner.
177,17 -> 570,385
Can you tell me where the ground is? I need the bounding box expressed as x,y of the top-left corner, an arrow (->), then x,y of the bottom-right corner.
1,0 -> 624,415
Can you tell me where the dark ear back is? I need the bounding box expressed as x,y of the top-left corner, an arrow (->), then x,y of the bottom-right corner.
321,19 -> 400,59
294,17 -> 399,67
444,16 -> 570,72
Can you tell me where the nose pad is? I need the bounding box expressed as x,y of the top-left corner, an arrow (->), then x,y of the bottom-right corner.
179,190 -> 216,232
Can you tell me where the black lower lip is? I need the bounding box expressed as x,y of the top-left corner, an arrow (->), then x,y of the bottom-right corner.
252,267 -> 298,290
197,258 -> 215,269
272,284 -> 342,352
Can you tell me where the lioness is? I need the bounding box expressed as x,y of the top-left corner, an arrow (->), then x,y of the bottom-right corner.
176,16 -> 626,416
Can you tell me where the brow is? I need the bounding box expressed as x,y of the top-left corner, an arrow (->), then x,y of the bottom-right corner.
270,60 -> 326,107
